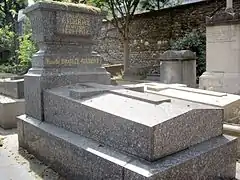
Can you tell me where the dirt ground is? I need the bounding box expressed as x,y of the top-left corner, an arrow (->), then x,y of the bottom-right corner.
0,128 -> 65,180
1,127 -> 240,180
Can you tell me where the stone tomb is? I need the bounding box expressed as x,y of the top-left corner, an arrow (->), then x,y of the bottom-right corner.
144,82 -> 240,124
18,2 -> 237,180
23,1 -> 111,121
199,7 -> 240,94
18,82 -> 237,179
0,76 -> 25,129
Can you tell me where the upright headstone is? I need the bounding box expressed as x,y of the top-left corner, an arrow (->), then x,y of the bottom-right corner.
23,2 -> 111,120
199,0 -> 240,94
160,50 -> 196,87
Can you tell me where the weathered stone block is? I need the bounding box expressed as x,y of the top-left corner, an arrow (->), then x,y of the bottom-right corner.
160,50 -> 196,87
0,78 -> 24,99
200,11 -> 240,94
0,95 -> 25,129
44,83 -> 223,161
18,115 -> 237,180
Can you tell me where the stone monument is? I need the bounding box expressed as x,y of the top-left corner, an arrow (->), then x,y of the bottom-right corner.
199,0 -> 240,94
0,75 -> 25,129
23,1 -> 111,121
160,50 -> 196,87
18,1 -> 237,179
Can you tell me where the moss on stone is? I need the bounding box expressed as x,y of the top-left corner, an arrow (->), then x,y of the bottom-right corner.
41,0 -> 101,14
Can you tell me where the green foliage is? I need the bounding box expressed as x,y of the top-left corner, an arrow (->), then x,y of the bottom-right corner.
0,26 -> 15,64
170,30 -> 206,80
0,0 -> 26,28
17,33 -> 37,67
0,26 -> 15,52
0,64 -> 29,75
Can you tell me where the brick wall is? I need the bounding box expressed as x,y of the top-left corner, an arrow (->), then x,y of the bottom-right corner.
95,0 -> 240,73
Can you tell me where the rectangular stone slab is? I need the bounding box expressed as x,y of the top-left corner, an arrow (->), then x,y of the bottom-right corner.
0,78 -> 24,99
18,115 -> 237,180
145,82 -> 240,124
0,94 -> 25,129
44,84 -> 223,161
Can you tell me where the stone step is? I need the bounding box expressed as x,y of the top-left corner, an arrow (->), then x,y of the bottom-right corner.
43,83 -> 223,161
17,115 -> 237,180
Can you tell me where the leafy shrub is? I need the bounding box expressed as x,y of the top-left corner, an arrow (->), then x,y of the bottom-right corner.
0,32 -> 37,75
17,33 -> 37,67
170,30 -> 206,81
0,64 -> 29,75
0,26 -> 15,64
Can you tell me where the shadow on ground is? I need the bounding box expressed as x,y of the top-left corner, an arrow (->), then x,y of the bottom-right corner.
0,127 -> 17,135
18,147 -> 66,180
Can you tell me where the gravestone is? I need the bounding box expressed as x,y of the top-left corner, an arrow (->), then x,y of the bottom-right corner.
18,1 -> 237,180
199,0 -> 240,94
23,1 -> 111,121
144,82 -> 240,156
0,75 -> 25,129
160,50 -> 196,87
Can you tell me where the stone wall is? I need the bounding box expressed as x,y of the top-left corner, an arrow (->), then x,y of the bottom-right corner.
95,0 -> 240,73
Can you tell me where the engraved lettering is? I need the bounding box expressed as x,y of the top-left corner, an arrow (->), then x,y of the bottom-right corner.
57,12 -> 91,35
45,58 -> 101,65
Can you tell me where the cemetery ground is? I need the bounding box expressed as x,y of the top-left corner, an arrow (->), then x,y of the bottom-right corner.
1,126 -> 240,180
0,127 -> 65,180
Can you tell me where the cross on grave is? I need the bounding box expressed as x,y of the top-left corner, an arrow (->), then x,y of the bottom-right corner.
226,0 -> 233,12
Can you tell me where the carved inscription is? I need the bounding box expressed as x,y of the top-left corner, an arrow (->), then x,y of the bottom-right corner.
207,26 -> 237,43
45,57 -> 101,65
57,12 -> 91,35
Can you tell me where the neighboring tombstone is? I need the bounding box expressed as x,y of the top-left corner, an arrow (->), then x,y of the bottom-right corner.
0,75 -> 25,129
199,0 -> 240,94
160,50 -> 196,87
23,1 -> 111,121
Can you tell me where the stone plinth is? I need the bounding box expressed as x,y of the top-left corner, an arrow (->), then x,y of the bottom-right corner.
18,115 -> 237,180
199,11 -> 240,94
160,50 -> 196,87
24,1 -> 111,121
43,83 -> 222,161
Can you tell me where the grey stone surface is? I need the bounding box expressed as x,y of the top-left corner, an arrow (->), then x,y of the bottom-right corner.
160,50 -> 196,87
0,95 -> 25,129
206,9 -> 240,26
0,78 -> 24,99
24,1 -> 111,120
44,84 -> 223,161
144,82 -> 240,124
160,50 -> 196,60
18,115 -> 237,180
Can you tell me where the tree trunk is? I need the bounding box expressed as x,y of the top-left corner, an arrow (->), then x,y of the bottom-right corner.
123,38 -> 130,74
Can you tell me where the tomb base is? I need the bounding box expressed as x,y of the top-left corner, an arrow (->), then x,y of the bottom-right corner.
199,72 -> 240,95
17,115 -> 237,180
0,95 -> 24,129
